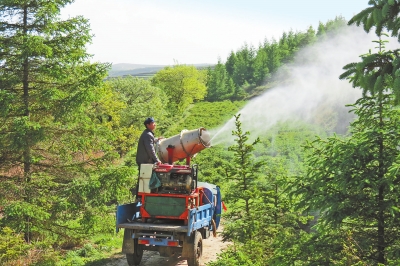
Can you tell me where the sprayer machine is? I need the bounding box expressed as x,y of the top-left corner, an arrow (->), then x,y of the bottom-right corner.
116,128 -> 223,266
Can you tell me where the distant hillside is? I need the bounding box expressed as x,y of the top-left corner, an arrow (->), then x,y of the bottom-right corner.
108,63 -> 166,78
108,63 -> 213,78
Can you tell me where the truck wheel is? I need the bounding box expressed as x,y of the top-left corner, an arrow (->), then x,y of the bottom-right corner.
187,231 -> 202,266
126,239 -> 143,266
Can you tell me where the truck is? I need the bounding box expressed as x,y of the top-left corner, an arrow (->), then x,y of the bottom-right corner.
116,128 -> 223,266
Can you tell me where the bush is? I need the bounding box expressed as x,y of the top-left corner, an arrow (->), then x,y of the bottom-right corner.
0,227 -> 30,264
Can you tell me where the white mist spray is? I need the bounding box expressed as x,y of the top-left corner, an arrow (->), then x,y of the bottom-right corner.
210,26 -> 397,145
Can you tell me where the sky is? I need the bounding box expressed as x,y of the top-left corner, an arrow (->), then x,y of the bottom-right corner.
61,0 -> 370,66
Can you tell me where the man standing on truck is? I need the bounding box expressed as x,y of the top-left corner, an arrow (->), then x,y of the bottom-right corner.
132,117 -> 161,204
136,117 -> 161,167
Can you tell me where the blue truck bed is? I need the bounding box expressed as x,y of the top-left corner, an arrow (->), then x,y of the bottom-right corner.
116,202 -> 214,236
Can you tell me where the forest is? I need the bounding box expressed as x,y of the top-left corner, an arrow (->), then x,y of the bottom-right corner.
2,0 -> 400,265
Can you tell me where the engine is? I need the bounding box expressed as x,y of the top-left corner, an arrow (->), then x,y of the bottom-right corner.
138,128 -> 209,195
154,165 -> 197,194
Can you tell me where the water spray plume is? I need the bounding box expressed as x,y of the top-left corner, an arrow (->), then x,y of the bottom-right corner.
209,26 -> 398,146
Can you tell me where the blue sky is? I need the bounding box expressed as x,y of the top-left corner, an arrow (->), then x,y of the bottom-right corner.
62,0 -> 370,65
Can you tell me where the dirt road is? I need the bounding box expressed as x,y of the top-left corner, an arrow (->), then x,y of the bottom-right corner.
106,228 -> 230,266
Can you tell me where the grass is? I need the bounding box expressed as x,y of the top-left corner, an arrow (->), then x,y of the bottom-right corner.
55,233 -> 124,266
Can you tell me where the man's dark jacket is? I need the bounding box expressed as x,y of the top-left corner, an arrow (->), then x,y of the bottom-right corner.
136,128 -> 159,165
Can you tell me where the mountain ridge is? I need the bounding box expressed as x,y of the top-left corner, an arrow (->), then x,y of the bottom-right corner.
109,63 -> 213,78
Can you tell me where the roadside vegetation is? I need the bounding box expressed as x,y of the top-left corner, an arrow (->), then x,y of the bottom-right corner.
2,0 -> 400,265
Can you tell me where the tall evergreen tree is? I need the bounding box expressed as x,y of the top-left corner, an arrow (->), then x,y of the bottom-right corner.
225,51 -> 237,77
265,40 -> 282,75
222,115 -> 265,248
296,1 -> 400,262
205,61 -> 234,101
316,22 -> 327,38
299,26 -> 317,48
0,0 -> 123,244
299,93 -> 400,264
232,44 -> 256,86
253,45 -> 270,86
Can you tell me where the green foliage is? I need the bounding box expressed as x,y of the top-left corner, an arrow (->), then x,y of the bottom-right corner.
298,5 -> 400,262
231,44 -> 257,87
226,115 -> 264,205
135,101 -> 327,264
0,1 -> 131,261
206,17 -> 347,101
106,76 -> 168,130
0,214 -> 124,265
348,0 -> 400,41
252,47 -> 271,86
104,76 -> 169,154
297,93 -> 400,264
0,227 -> 30,264
257,123 -> 322,264
276,4 -> 400,264
205,62 -> 235,101
221,114 -> 267,247
89,83 -> 133,156
61,244 -> 104,265
151,64 -> 207,115
54,232 -> 123,266
271,224 -> 353,265
207,246 -> 263,266
207,119 -> 321,265
194,145 -> 233,187
4,1 -> 400,265
339,36 -> 400,103
164,100 -> 245,136
320,17 -> 349,40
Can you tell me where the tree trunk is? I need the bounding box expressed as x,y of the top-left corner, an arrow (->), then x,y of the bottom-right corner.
22,5 -> 32,243
377,100 -> 385,264
22,5 -> 31,182
377,185 -> 385,264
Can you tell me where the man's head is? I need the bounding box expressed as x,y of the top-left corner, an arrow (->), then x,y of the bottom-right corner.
144,117 -> 156,131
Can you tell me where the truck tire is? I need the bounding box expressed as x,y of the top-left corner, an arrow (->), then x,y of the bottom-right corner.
126,239 -> 143,266
187,231 -> 202,266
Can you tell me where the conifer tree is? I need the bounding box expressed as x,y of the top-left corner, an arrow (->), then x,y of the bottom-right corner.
205,61 -> 234,101
225,51 -> 237,77
349,0 -> 400,42
232,44 -> 256,87
222,114 -> 265,246
253,47 -> 270,86
297,1 -> 400,262
0,0 -> 125,245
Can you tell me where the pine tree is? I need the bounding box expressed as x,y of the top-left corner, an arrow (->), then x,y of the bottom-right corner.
253,47 -> 270,86
298,21 -> 400,264
205,61 -> 234,101
0,0 -> 122,244
231,44 -> 256,87
225,51 -> 237,77
222,114 -> 265,249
